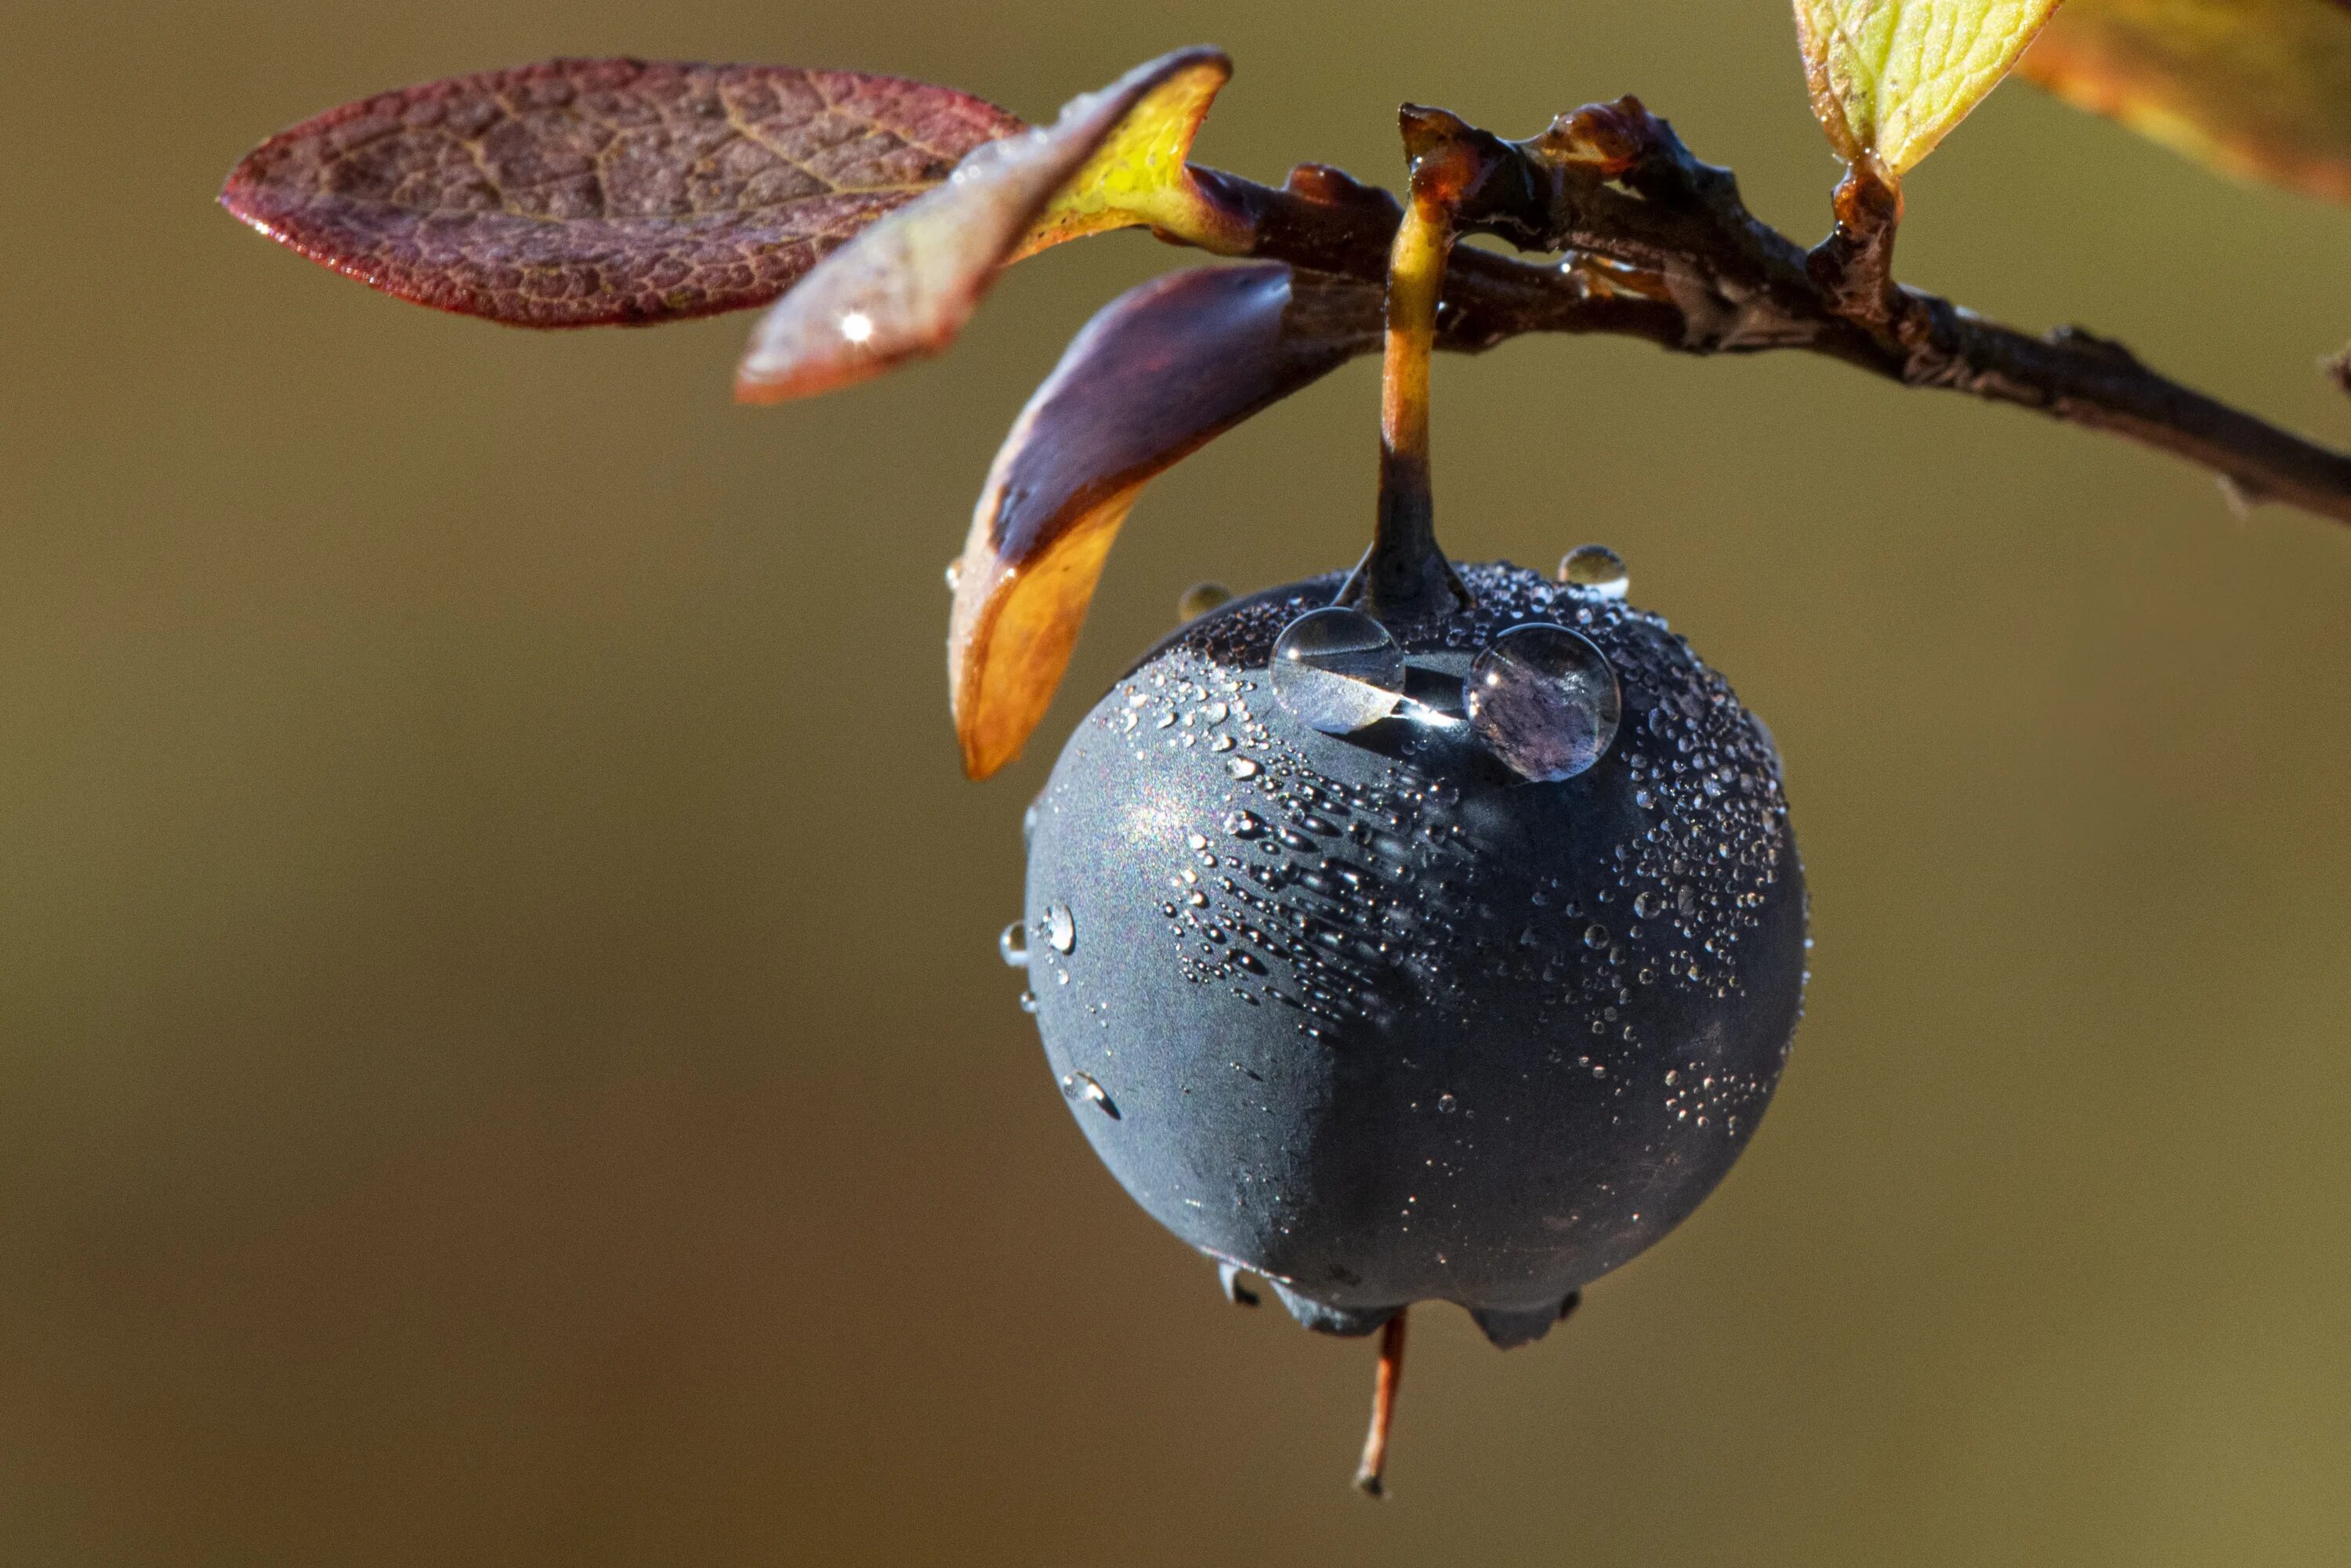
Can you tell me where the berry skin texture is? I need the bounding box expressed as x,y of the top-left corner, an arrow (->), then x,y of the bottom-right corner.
1020,563 -> 1806,1347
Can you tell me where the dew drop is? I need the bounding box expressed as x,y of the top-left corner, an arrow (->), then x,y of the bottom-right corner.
1228,758 -> 1260,780
1062,1072 -> 1119,1118
1044,903 -> 1076,954
1633,890 -> 1661,920
1437,1093 -> 1458,1114
1465,623 -> 1622,783
1270,608 -> 1405,734
1178,581 -> 1233,621
1558,544 -> 1628,598
998,921 -> 1029,968
944,558 -> 963,592
1224,810 -> 1265,838
1018,990 -> 1039,1014
1584,922 -> 1610,950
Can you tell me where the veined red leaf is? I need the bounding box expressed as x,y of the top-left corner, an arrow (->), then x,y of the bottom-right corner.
948,263 -> 1381,779
734,46 -> 1248,404
219,59 -> 1024,327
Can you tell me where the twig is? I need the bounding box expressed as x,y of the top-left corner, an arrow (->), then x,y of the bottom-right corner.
1187,98 -> 2351,529
1808,160 -> 1903,332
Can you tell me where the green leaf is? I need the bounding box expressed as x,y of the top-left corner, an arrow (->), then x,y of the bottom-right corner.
2020,0 -> 2351,205
1793,0 -> 2064,176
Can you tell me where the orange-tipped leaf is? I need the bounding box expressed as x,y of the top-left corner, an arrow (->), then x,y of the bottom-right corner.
949,264 -> 1380,778
2021,0 -> 2351,205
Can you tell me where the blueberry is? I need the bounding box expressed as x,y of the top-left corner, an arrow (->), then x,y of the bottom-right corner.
1019,561 -> 1806,1355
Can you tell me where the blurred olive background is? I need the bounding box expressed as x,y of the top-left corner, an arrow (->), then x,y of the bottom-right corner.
6,0 -> 2350,1562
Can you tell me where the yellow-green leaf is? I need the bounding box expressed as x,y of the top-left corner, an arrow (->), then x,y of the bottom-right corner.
1794,0 -> 2064,176
1009,51 -> 1251,259
2020,0 -> 2351,205
734,46 -> 1250,404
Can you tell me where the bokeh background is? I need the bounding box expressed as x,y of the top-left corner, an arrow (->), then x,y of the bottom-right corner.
7,1 -> 2350,1562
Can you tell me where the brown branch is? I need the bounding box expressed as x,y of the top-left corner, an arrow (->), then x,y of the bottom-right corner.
1808,160 -> 1903,332
1189,98 -> 2351,529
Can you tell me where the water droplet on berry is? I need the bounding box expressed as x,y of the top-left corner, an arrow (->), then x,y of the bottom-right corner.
1270,608 -> 1405,734
1045,903 -> 1077,954
1179,581 -> 1233,621
1465,624 -> 1622,782
1558,544 -> 1628,599
998,921 -> 1029,968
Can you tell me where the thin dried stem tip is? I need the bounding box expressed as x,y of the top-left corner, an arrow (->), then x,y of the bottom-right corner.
1353,1308 -> 1409,1498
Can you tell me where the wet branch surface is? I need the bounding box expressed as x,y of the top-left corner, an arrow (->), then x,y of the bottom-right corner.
1185,98 -> 2351,528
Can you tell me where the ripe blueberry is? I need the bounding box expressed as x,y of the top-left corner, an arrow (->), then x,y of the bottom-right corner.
1014,559 -> 1806,1351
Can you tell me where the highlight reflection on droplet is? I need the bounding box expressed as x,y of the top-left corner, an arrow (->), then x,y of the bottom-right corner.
1270,608 -> 1405,734
1465,623 -> 1622,782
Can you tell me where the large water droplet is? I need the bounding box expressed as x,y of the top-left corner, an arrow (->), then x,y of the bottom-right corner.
1270,608 -> 1404,734
998,921 -> 1029,968
1465,623 -> 1622,782
1558,544 -> 1628,599
1044,903 -> 1076,954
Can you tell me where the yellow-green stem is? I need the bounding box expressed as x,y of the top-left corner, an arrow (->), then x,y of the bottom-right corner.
1344,129 -> 1474,620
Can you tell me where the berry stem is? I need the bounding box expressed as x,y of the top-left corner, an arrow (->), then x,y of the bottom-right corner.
1341,109 -> 1477,623
1353,1308 -> 1409,1498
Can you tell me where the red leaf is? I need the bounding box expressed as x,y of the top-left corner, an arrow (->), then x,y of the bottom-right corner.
947,263 -> 1382,777
219,59 -> 1024,327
